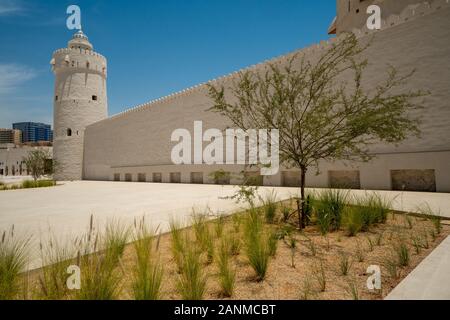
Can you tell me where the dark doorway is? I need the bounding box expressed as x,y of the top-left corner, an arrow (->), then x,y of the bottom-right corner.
138,173 -> 146,182
153,173 -> 162,183
191,172 -> 203,184
170,172 -> 181,183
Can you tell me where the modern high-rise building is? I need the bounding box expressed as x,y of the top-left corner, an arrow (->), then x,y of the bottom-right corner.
0,129 -> 22,145
12,122 -> 53,143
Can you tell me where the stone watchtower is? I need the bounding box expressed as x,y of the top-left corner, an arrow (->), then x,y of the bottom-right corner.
51,30 -> 108,181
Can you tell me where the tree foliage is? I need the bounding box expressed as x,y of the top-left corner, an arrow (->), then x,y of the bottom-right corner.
207,33 -> 427,228
23,149 -> 55,181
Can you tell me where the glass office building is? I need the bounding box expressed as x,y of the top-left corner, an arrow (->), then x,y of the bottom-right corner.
12,122 -> 53,143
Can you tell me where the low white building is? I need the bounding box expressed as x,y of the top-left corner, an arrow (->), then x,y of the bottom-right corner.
0,144 -> 52,177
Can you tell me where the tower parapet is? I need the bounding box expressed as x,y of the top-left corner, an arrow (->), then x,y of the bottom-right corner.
51,30 -> 108,181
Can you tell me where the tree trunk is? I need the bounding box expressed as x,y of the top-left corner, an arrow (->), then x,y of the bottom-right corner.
296,198 -> 302,230
298,167 -> 307,229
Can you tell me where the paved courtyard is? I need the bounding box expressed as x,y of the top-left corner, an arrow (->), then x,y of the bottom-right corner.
0,181 -> 449,270
0,181 -> 298,269
0,181 -> 296,237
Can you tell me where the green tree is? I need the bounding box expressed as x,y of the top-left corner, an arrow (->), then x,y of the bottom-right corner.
23,149 -> 56,182
207,33 -> 427,229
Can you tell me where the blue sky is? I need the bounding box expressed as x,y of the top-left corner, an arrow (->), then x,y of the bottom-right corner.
0,0 -> 336,128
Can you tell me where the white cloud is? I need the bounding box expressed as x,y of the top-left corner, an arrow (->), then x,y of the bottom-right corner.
0,64 -> 36,95
0,0 -> 23,16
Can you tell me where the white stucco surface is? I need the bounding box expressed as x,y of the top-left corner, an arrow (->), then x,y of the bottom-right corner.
0,181 -> 449,270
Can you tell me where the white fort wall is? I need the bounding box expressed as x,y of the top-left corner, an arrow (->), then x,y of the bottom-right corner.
83,2 -> 450,192
86,152 -> 450,192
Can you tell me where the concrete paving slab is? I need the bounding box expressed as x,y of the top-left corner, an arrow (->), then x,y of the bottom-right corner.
386,235 -> 450,300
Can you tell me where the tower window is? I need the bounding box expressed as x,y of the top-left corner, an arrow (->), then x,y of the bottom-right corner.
55,96 -> 58,101
67,128 -> 72,137
92,95 -> 98,101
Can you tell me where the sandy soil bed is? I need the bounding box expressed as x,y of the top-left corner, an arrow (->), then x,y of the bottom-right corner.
22,201 -> 449,300
115,208 -> 449,300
